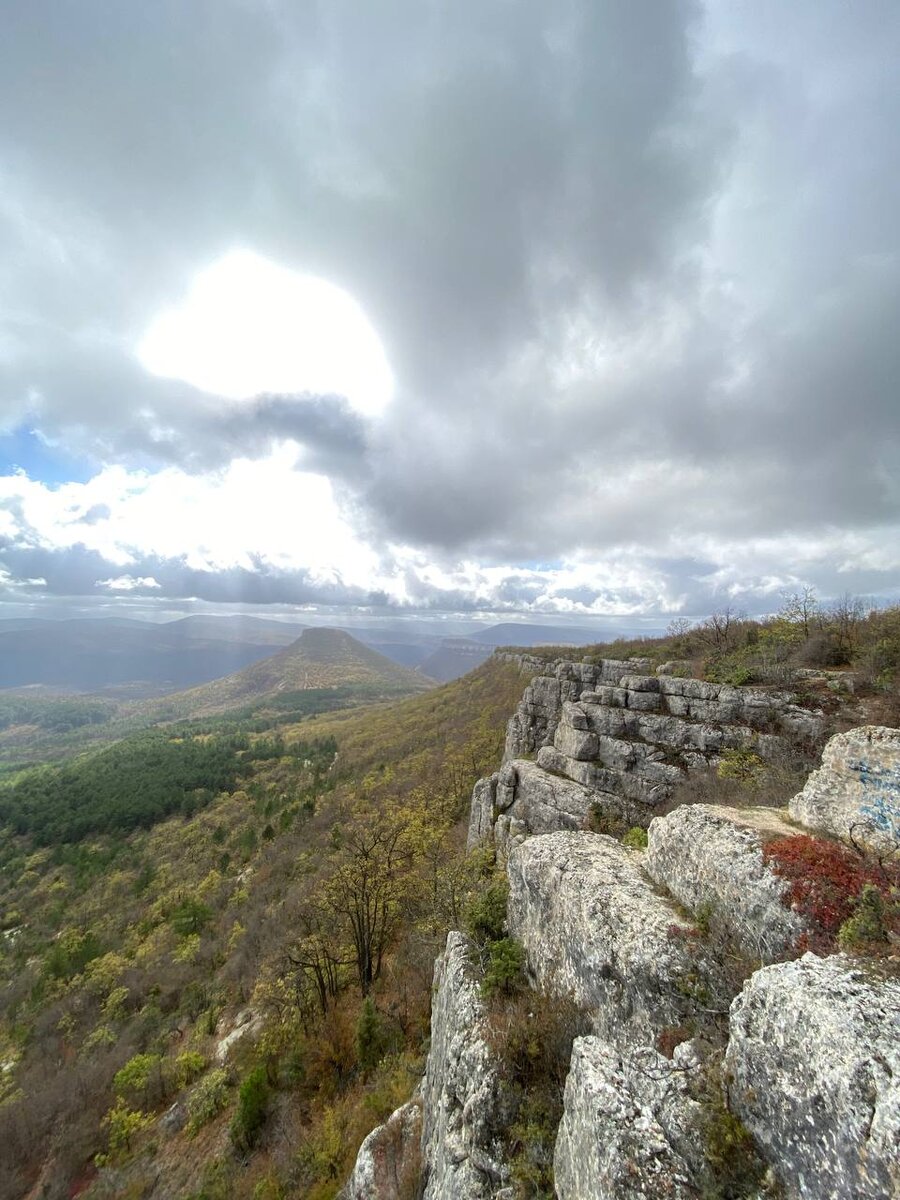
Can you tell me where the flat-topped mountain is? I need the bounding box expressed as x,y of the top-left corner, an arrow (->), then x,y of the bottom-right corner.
142,626 -> 434,718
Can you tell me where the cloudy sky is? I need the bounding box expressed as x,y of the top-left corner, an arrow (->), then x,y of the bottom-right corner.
1,1 -> 899,625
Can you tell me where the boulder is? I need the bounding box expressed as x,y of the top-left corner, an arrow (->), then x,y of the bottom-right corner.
420,932 -> 509,1198
789,725 -> 900,854
472,760 -> 597,854
467,774 -> 498,849
506,832 -> 710,1044
726,953 -> 900,1200
215,1007 -> 262,1064
646,804 -> 806,962
554,1036 -> 701,1200
340,1100 -> 422,1200
158,1100 -> 186,1135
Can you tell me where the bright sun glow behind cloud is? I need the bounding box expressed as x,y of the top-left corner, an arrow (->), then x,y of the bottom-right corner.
137,250 -> 394,417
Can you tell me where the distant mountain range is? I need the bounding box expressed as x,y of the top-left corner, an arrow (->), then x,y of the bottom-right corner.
0,617 -> 299,694
0,615 -> 613,693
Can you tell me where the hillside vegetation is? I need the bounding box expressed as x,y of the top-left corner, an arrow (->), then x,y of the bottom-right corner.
0,629 -> 431,776
1,597 -> 897,1200
0,655 -> 527,1200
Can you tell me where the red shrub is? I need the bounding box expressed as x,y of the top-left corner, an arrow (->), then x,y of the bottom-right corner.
763,834 -> 895,949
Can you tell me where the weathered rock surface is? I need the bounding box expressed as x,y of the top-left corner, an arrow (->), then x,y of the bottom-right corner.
726,953 -> 900,1200
215,1007 -> 262,1063
467,774 -> 499,849
502,658 -> 654,762
158,1100 -> 186,1136
506,832 -> 710,1044
420,932 -> 509,1199
554,1036 -> 702,1200
789,725 -> 900,853
468,759 -> 596,853
340,1100 -> 422,1200
646,804 -> 806,962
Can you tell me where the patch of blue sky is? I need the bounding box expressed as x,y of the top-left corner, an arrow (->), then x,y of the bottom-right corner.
519,560 -> 565,572
0,426 -> 94,485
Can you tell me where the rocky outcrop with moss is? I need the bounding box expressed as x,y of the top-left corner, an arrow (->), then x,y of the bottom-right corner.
345,659 -> 899,1200
419,932 -> 510,1198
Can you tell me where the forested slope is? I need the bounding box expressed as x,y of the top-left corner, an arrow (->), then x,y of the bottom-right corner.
0,655 -> 528,1200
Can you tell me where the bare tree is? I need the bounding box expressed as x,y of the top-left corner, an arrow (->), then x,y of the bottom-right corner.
321,804 -> 412,996
829,592 -> 866,662
696,606 -> 745,654
779,586 -> 819,639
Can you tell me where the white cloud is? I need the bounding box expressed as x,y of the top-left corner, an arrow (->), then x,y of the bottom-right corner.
97,575 -> 160,591
136,250 -> 395,418
2,449 -> 900,613
0,443 -> 386,587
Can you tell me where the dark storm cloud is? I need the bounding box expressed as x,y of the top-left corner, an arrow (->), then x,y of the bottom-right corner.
1,1 -> 899,611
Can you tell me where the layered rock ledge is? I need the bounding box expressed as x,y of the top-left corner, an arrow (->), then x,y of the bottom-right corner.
470,657 -> 825,849
468,759 -> 596,854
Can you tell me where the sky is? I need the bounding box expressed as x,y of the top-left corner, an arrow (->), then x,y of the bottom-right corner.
1,1 -> 899,626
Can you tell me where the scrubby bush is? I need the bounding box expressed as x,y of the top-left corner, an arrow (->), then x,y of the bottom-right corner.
838,883 -> 898,952
587,801 -> 631,839
113,1053 -> 165,1108
717,749 -> 765,785
487,991 -> 591,1198
464,874 -> 509,944
483,937 -> 525,998
230,1065 -> 269,1152
764,835 -> 898,950
356,997 -> 390,1073
186,1069 -> 231,1135
96,1099 -> 153,1164
705,654 -> 755,687
622,826 -> 648,849
173,1050 -> 207,1089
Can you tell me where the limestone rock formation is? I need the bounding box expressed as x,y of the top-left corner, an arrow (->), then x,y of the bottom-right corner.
346,657 -> 895,1200
467,773 -> 499,849
726,953 -> 900,1200
468,759 -> 596,853
789,724 -> 900,853
339,1100 -> 422,1200
502,658 -> 654,762
554,1036 -> 702,1200
419,932 -> 509,1198
646,803 -> 806,962
506,831 -> 713,1044
470,656 -> 825,850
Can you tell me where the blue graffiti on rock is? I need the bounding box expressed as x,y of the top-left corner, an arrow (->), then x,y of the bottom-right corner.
846,757 -> 900,841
